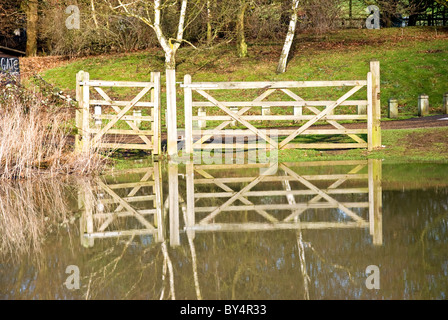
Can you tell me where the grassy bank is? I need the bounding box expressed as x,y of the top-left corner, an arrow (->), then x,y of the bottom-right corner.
39,26 -> 448,125
277,126 -> 448,163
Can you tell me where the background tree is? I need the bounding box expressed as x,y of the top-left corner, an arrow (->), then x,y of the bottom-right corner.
25,0 -> 38,56
276,0 -> 300,74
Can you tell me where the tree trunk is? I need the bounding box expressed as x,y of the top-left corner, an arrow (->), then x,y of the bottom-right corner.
277,0 -> 300,74
26,0 -> 38,57
236,0 -> 249,58
207,0 -> 213,44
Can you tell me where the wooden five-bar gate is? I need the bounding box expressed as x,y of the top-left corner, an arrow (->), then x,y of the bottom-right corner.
182,60 -> 381,153
75,71 -> 161,155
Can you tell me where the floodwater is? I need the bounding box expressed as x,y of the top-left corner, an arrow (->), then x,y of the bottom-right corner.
1,159 -> 447,300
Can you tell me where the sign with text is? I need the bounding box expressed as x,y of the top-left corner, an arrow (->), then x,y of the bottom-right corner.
0,56 -> 20,76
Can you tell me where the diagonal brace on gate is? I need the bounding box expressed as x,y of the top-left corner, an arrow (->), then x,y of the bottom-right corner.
94,87 -> 153,148
280,89 -> 367,144
279,85 -> 364,149
91,86 -> 152,147
195,89 -> 279,149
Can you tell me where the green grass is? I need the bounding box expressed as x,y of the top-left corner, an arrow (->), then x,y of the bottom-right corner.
42,26 -> 448,130
276,126 -> 448,163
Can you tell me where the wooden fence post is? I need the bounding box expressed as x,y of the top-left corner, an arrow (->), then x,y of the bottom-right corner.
198,107 -> 206,128
166,69 -> 178,156
81,71 -> 91,153
444,92 -> 448,115
152,72 -> 162,157
368,159 -> 383,246
184,74 -> 193,154
75,71 -> 83,152
358,105 -> 367,115
186,162 -> 195,239
418,94 -> 429,116
168,162 -> 180,246
388,98 -> 398,118
369,60 -> 381,150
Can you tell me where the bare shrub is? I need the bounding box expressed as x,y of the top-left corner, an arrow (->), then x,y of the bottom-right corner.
300,0 -> 344,34
0,75 -> 107,179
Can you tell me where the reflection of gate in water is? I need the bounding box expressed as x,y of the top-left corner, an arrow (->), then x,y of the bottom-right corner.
79,163 -> 164,247
180,159 -> 382,246
79,160 -> 382,247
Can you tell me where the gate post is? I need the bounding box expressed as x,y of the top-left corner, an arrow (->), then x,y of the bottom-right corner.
368,159 -> 383,246
166,69 -> 178,156
80,71 -> 91,153
369,60 -> 381,151
75,71 -> 83,152
152,72 -> 162,157
184,74 -> 193,154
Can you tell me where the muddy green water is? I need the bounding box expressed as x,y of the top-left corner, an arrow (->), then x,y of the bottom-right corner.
1,160 -> 447,300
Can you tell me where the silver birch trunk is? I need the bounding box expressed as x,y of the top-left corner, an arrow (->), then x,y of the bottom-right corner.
276,0 -> 300,74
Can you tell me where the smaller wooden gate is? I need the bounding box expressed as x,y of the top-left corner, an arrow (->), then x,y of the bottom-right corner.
75,71 -> 161,156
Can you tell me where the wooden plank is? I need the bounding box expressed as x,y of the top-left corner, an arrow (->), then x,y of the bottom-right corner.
81,72 -> 91,152
194,188 -> 369,198
89,128 -> 154,136
282,160 -> 368,167
192,100 -> 368,107
85,229 -> 158,238
96,114 -> 153,121
107,181 -> 155,189
153,162 -> 163,241
83,80 -> 154,87
98,143 -> 154,150
166,69 -> 178,156
194,202 -> 369,213
192,115 -> 367,121
193,174 -> 368,184
367,71 -> 374,151
368,159 -> 383,245
75,71 -> 83,152
281,143 -> 368,149
184,74 -> 194,154
90,100 -> 154,107
182,80 -> 367,90
93,209 -> 158,218
196,143 -> 274,150
101,195 -> 156,204
186,221 -> 369,232
370,60 -> 382,150
153,72 -> 162,156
